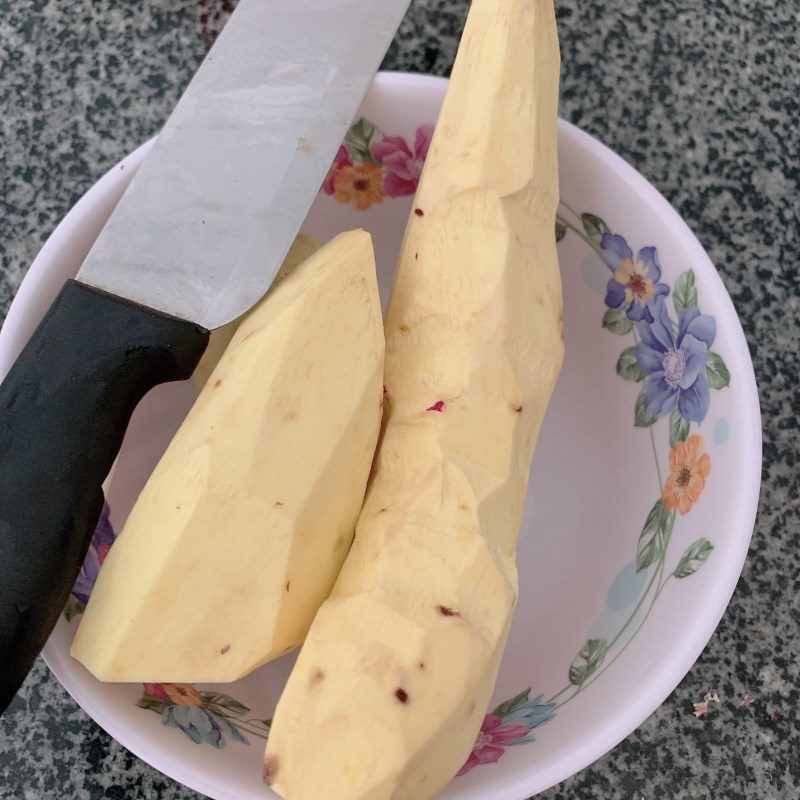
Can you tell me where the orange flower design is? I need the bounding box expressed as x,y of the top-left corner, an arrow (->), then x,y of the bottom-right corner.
613,256 -> 657,308
334,162 -> 386,210
663,434 -> 711,514
164,683 -> 203,707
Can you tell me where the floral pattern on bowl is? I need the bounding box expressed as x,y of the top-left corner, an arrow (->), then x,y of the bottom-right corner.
137,683 -> 270,748
322,117 -> 434,210
458,203 -> 730,775
63,502 -> 115,622
458,690 -> 556,776
62,114 -> 734,781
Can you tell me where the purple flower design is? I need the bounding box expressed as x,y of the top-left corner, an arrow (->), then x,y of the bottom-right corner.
71,502 -> 116,605
636,300 -> 716,423
601,233 -> 669,323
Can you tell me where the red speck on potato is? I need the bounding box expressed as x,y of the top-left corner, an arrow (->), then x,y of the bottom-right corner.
263,757 -> 279,785
427,401 -> 445,413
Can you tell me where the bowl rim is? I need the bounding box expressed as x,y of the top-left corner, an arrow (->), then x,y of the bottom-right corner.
0,70 -> 761,800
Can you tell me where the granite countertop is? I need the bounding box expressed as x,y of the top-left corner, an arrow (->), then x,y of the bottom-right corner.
0,0 -> 797,797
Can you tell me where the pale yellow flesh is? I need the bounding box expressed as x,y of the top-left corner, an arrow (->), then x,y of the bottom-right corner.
93,237 -> 320,593
193,235 -> 320,390
72,230 -> 385,682
264,2 -> 563,798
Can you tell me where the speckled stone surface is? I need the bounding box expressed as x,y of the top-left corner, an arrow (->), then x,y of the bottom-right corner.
0,0 -> 797,798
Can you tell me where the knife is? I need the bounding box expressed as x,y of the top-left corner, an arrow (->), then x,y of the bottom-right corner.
0,0 -> 410,713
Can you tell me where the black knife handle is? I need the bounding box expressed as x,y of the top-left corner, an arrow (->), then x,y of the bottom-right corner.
0,279 -> 209,712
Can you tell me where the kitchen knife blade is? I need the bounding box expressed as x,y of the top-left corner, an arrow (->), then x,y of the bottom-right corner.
78,0 -> 411,330
0,0 -> 410,713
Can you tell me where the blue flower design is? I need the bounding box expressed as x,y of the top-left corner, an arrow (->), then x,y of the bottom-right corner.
138,684 -> 263,748
163,704 -> 249,748
164,705 -> 222,747
601,233 -> 669,323
636,300 -> 716,422
502,694 -> 557,745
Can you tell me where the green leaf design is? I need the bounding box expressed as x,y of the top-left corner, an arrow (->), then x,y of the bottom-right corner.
634,386 -> 659,427
617,346 -> 645,382
581,213 -> 610,247
602,308 -> 633,335
555,219 -> 567,242
199,692 -> 250,716
568,639 -> 609,687
493,688 -> 531,717
636,499 -> 676,571
63,596 -> 86,622
674,538 -> 714,578
344,117 -> 384,164
673,270 -> 698,315
705,351 -> 731,389
668,407 -> 691,448
137,695 -> 169,714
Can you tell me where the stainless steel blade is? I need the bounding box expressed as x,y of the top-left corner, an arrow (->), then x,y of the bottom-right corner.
77,0 -> 410,329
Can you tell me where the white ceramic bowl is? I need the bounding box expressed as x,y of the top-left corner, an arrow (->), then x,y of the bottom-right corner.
0,73 -> 760,800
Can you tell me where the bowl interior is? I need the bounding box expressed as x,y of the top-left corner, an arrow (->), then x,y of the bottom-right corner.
0,73 -> 759,800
